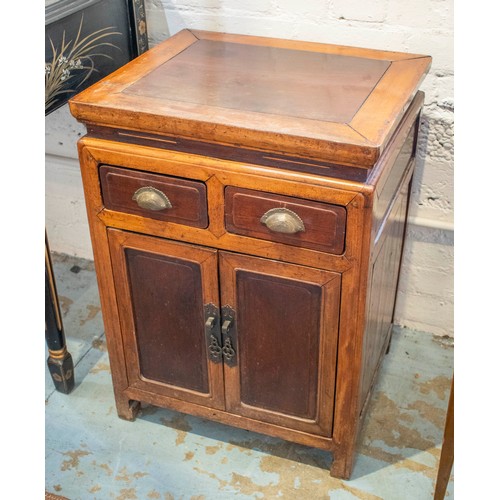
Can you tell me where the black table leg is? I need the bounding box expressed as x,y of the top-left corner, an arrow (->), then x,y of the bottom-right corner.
45,233 -> 75,394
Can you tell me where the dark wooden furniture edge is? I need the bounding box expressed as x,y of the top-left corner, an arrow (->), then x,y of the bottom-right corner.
434,377 -> 454,499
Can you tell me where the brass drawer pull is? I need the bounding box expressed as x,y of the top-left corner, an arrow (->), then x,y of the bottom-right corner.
132,186 -> 172,211
260,208 -> 305,234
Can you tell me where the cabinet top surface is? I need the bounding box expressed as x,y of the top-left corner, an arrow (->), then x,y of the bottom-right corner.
69,29 -> 431,167
125,39 -> 390,124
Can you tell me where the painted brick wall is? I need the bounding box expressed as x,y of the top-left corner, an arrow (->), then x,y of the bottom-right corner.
45,0 -> 453,336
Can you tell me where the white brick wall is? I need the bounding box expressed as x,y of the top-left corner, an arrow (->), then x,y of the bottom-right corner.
45,0 -> 454,336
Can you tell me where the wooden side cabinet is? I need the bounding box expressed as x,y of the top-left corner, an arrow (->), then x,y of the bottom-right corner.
69,29 -> 431,479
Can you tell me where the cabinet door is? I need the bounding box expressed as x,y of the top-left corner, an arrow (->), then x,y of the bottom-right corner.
108,229 -> 225,409
219,252 -> 341,436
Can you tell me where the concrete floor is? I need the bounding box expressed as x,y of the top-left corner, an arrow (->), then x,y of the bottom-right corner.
45,253 -> 454,500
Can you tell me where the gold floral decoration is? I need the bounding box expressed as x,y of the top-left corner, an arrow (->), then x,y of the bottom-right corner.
45,15 -> 121,112
138,20 -> 146,36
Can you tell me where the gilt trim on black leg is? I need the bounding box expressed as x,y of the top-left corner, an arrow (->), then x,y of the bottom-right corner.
47,346 -> 75,394
45,234 -> 75,394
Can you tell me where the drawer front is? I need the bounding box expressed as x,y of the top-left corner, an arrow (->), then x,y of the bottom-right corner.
100,165 -> 208,228
225,187 -> 346,254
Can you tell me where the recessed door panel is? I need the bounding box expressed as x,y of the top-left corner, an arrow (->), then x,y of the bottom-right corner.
237,271 -> 321,419
219,251 -> 341,436
126,249 -> 208,391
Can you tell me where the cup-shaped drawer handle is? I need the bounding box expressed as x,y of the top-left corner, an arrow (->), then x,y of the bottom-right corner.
260,207 -> 305,234
132,186 -> 172,211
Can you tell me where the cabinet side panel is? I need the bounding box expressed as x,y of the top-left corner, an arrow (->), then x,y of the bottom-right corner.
360,181 -> 409,408
358,99 -> 421,413
237,271 -> 321,419
126,249 -> 209,393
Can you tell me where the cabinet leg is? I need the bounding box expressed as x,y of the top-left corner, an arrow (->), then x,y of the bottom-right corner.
330,451 -> 354,480
116,397 -> 141,421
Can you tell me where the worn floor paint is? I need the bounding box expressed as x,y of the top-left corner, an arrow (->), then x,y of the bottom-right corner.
46,254 -> 454,499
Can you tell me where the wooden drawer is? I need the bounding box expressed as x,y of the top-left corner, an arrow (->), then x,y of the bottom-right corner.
225,187 -> 346,254
99,165 -> 208,228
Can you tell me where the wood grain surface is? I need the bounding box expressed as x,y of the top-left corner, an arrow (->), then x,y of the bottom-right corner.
70,29 -> 431,168
71,31 -> 429,479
